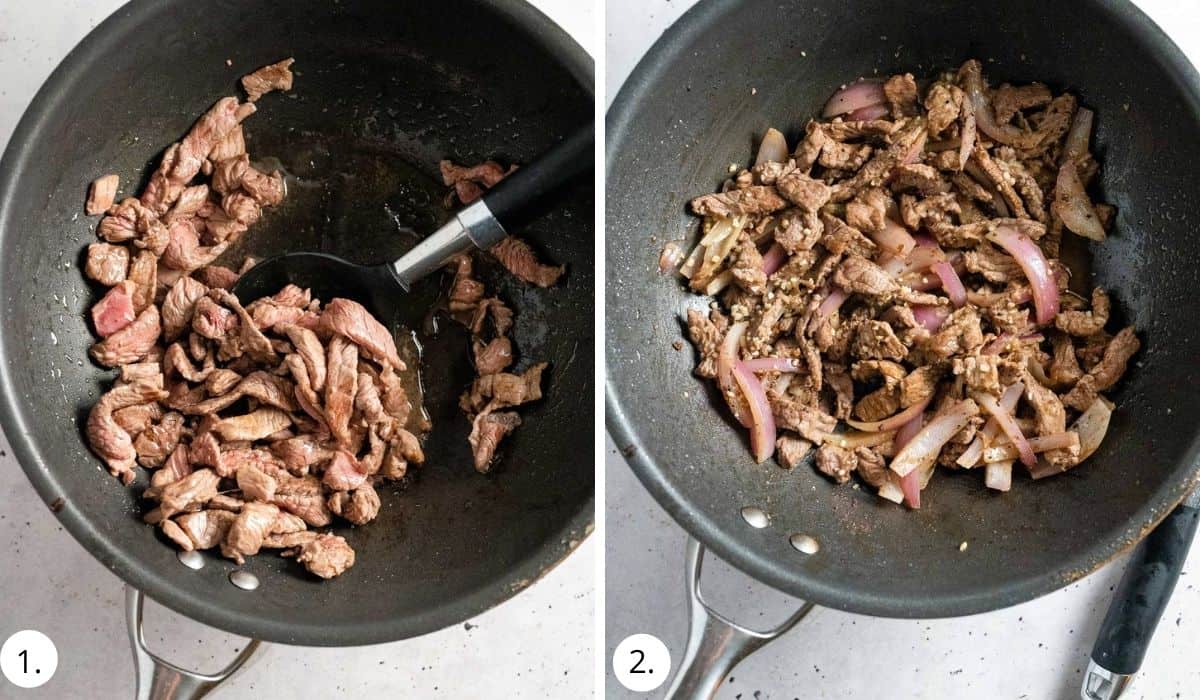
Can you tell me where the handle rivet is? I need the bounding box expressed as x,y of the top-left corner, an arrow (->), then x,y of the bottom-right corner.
740,506 -> 770,528
789,534 -> 820,555
177,550 -> 205,570
229,571 -> 260,591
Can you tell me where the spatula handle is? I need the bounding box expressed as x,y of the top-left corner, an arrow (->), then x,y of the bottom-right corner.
389,125 -> 591,290
482,125 -> 593,232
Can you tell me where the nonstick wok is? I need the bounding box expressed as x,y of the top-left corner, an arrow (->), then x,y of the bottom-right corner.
606,0 -> 1200,662
0,0 -> 594,652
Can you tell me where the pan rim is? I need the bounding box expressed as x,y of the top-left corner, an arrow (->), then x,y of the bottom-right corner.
604,0 -> 1200,618
0,0 -> 594,646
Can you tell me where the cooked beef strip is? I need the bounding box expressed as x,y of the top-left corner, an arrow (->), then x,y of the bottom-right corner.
468,410 -> 522,472
86,242 -> 130,286
489,237 -> 565,288
240,58 -> 295,102
291,533 -> 355,579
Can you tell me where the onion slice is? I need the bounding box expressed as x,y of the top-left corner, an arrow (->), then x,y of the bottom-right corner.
742,357 -> 804,374
869,218 -> 917,258
814,286 -> 849,323
911,304 -> 951,333
899,468 -> 922,509
894,413 -> 924,450
825,430 -> 896,449
958,101 -> 977,170
1073,397 -> 1114,463
974,392 -> 1036,467
1052,159 -> 1107,241
984,460 -> 1013,492
981,431 -> 1079,463
1062,107 -> 1094,165
889,399 -> 978,478
931,261 -> 967,307
717,322 -> 750,427
732,361 -> 777,463
958,382 -> 1023,467
848,103 -> 890,121
987,224 -> 1060,325
755,128 -> 789,165
761,242 -> 788,277
822,80 -> 886,118
961,60 -> 1039,148
659,241 -> 686,273
846,396 -> 933,433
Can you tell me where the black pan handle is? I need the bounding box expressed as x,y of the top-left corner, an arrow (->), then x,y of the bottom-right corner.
1083,496 -> 1200,699
481,124 -> 594,234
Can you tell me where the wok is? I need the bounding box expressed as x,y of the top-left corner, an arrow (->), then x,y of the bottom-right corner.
606,0 -> 1200,692
0,0 -> 593,660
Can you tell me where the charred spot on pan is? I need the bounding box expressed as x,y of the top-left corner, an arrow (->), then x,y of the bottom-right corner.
620,443 -> 638,459
48,497 -> 65,513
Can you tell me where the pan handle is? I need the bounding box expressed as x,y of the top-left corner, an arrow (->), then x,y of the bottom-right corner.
125,587 -> 263,700
663,538 -> 814,700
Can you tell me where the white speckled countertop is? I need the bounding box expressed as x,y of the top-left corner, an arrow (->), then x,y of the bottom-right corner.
605,1 -> 1200,698
0,1 -> 594,698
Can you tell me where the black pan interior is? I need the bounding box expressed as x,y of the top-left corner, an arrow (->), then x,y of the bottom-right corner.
0,0 -> 593,645
607,0 -> 1200,617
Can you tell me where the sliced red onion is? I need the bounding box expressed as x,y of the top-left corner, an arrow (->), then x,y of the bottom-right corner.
822,79 -> 886,117
755,127 -> 789,165
825,430 -> 896,449
899,468 -> 922,509
1073,397 -> 1113,463
987,224 -> 1060,325
900,130 -> 928,166
761,242 -> 788,277
974,392 -> 1036,467
1062,107 -> 1094,165
958,102 -> 977,169
889,399 -> 978,478
981,431 -> 1079,464
814,285 -> 849,322
911,304 -> 951,333
659,241 -> 686,273
732,361 -> 777,463
848,103 -> 890,121
961,60 -> 1037,147
931,260 -> 967,307
879,253 -> 908,278
868,218 -> 917,258
1053,159 -> 1106,241
958,382 -> 1024,467
895,413 -> 924,450
985,460 -> 1013,491
846,396 -> 933,433
742,357 -> 804,373
717,321 -> 750,427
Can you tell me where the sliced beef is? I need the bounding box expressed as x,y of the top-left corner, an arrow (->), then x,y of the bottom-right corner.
319,298 -> 403,369
90,304 -> 160,367
292,534 -> 355,579
489,237 -> 565,288
468,410 -> 522,472
85,243 -> 130,285
241,58 -> 295,102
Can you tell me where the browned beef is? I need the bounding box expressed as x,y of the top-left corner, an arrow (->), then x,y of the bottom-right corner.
241,58 -> 295,102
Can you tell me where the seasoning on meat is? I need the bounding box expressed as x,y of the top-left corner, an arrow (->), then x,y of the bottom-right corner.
240,58 -> 295,102
676,59 -> 1137,507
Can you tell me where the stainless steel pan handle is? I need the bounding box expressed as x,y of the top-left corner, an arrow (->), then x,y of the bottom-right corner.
126,586 -> 263,700
663,538 -> 814,700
